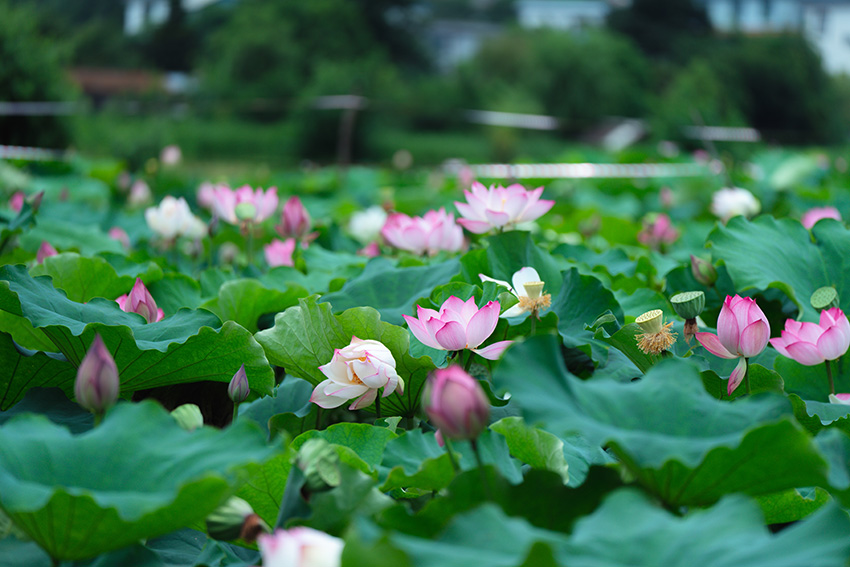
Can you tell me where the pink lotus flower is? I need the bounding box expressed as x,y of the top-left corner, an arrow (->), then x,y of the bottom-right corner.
116,278 -> 164,323
423,366 -> 490,442
801,207 -> 841,230
264,238 -> 296,267
228,364 -> 250,403
128,180 -> 152,207
695,295 -> 770,395
454,182 -> 554,234
358,242 -> 380,257
278,196 -> 315,241
197,181 -> 219,210
258,527 -> 343,567
9,191 -> 24,213
108,227 -> 130,249
37,241 -> 57,264
211,184 -> 279,225
770,308 -> 850,366
403,296 -> 513,360
637,213 -> 679,249
381,208 -> 464,255
159,144 -> 182,166
312,337 -> 404,410
830,393 -> 850,405
75,334 -> 120,415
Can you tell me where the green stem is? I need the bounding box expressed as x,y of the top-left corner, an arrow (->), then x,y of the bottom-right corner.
471,439 -> 492,500
93,412 -> 103,427
375,395 -> 382,420
530,314 -> 537,336
826,359 -> 835,396
463,351 -> 474,372
745,357 -> 751,395
443,437 -> 461,474
315,407 -> 323,431
231,402 -> 239,425
245,223 -> 255,266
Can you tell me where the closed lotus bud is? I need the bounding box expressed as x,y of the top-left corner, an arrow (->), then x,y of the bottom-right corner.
37,241 -> 57,264
171,404 -> 204,431
297,438 -> 341,494
29,190 -> 44,214
690,255 -> 717,287
120,278 -> 162,323
206,496 -> 269,543
75,334 -> 120,415
279,196 -> 312,239
228,364 -> 250,403
422,366 -> 490,441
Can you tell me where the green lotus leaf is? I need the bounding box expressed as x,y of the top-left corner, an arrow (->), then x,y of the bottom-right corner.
147,273 -> 204,315
490,417 -> 569,484
0,265 -> 274,397
0,335 -> 76,410
255,296 -> 435,416
493,335 -> 829,506
0,401 -> 277,561
789,394 -> 850,436
200,278 -> 309,333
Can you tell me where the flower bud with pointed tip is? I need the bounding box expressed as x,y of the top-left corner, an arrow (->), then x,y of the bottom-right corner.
29,190 -> 44,214
37,241 -> 57,264
228,364 -> 250,403
206,496 -> 269,543
690,255 -> 717,287
118,278 -> 163,323
171,404 -> 204,431
279,196 -> 312,239
423,366 -> 490,442
75,334 -> 120,415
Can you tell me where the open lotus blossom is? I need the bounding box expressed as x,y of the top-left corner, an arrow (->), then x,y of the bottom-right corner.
403,296 -> 513,360
829,393 -> 850,405
381,208 -> 464,255
479,267 -> 551,318
637,213 -> 679,249
801,207 -> 842,230
696,295 -> 770,395
211,184 -> 279,225
710,187 -> 760,222
264,238 -> 296,267
770,308 -> 850,395
311,337 -> 403,410
454,182 -> 554,234
145,196 -> 206,241
116,277 -> 164,323
258,527 -> 344,567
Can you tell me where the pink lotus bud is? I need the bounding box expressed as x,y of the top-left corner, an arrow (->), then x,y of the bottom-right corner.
659,186 -> 674,208
129,180 -> 152,206
358,242 -> 380,257
160,144 -> 182,166
312,337 -> 403,410
75,334 -> 120,415
29,190 -> 44,214
258,527 -> 343,567
9,191 -> 24,213
228,364 -> 250,403
637,213 -> 679,249
801,207 -> 841,230
108,227 -> 130,249
37,241 -> 57,264
423,366 -> 490,441
264,238 -> 296,267
117,278 -> 163,323
278,196 -> 312,239
770,308 -> 850,366
830,393 -> 850,405
690,255 -> 718,287
454,182 -> 554,234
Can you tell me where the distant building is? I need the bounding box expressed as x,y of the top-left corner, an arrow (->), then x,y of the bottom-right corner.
426,19 -> 504,71
516,0 -> 623,30
124,0 -> 223,35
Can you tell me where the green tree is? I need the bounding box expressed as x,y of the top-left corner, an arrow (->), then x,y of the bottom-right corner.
607,0 -> 712,60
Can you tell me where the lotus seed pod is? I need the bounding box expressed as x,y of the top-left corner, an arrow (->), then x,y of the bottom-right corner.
811,286 -> 839,311
234,202 -> 257,222
671,291 -> 705,320
206,496 -> 269,542
636,309 -> 664,334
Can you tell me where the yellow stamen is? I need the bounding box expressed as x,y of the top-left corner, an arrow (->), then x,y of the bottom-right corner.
636,321 -> 677,355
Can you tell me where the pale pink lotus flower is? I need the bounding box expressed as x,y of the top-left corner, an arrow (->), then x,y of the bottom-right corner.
278,196 -> 316,243
36,241 -> 57,264
637,213 -> 679,249
659,186 -> 674,208
145,196 -> 205,240
9,191 -> 24,213
159,144 -> 182,166
696,295 -> 770,395
801,207 -> 841,230
480,267 -> 547,318
349,206 -> 387,244
75,334 -> 120,416
454,182 -> 554,234
115,277 -> 164,323
829,393 -> 850,405
358,242 -> 380,257
211,184 -> 278,225
403,296 -> 513,359
128,180 -> 152,206
258,527 -> 343,567
264,238 -> 296,267
710,187 -> 760,222
381,208 -> 464,255
197,182 -> 219,210
770,308 -> 850,366
423,365 -> 490,442
311,337 -> 404,410
108,227 -> 130,249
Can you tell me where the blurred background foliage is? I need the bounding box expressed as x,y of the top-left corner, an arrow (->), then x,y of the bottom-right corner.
2,0 -> 849,165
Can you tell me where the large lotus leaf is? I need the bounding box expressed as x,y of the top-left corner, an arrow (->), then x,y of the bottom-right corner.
552,268 -> 623,358
20,219 -> 124,257
320,257 -> 462,325
200,278 -> 309,333
457,231 -> 567,295
0,334 -> 76,410
238,377 -> 314,438
144,528 -> 258,567
255,296 -> 436,416
0,265 -> 274,396
29,253 -> 162,303
148,273 -> 205,315
754,487 -> 830,524
789,394 -> 850,436
553,244 -> 637,280
0,536 -> 168,567
707,216 -> 849,321
0,401 -> 277,561
489,417 -> 569,484
775,356 -> 850,401
492,335 -> 829,506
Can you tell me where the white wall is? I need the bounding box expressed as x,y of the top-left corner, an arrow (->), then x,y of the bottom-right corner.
804,4 -> 850,75
517,0 -> 611,30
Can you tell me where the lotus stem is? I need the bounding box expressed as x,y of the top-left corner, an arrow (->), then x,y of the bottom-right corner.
375,395 -> 382,420
443,437 -> 461,474
745,357 -> 751,395
826,359 -> 835,396
471,439 -> 492,500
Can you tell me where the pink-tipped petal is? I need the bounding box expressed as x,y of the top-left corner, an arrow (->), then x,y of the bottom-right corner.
769,336 -> 793,359
465,301 -> 500,349
472,340 -> 514,360
727,357 -> 748,395
739,319 -> 769,357
818,326 -> 850,361
435,321 -> 468,351
695,332 -> 737,359
784,341 -> 825,366
518,198 -> 555,223
403,314 -> 443,350
456,218 -> 492,234
310,380 -> 350,409
716,301 -> 740,355
349,388 -> 378,411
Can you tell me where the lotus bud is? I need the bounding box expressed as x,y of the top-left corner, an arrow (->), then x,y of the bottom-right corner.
690,255 -> 718,287
234,202 -> 257,222
206,496 -> 269,543
171,404 -> 204,431
635,309 -> 677,355
75,334 -> 120,416
279,196 -> 312,239
28,190 -> 44,214
296,438 -> 341,494
227,364 -> 250,404
422,366 -> 490,442
829,393 -> 850,405
36,241 -> 57,264
671,291 -> 705,344
122,278 -> 162,323
811,286 -> 839,311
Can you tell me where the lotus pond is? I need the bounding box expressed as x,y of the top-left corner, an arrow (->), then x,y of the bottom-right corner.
3,149 -> 850,566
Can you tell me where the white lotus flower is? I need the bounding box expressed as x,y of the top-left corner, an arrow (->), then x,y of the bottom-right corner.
479,267 -> 551,318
